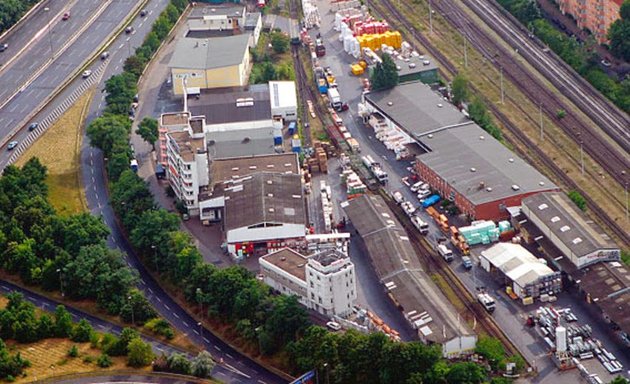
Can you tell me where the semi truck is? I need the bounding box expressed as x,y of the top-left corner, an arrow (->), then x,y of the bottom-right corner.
477,293 -> 496,313
327,87 -> 342,110
362,155 -> 388,184
411,216 -> 429,235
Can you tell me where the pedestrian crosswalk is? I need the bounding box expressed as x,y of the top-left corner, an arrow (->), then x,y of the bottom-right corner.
6,60 -> 108,166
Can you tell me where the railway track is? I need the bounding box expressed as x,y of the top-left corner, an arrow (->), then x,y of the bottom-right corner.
431,0 -> 629,182
371,0 -> 630,248
380,192 -> 525,363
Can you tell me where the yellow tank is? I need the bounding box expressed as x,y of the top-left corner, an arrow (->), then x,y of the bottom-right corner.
351,64 -> 364,76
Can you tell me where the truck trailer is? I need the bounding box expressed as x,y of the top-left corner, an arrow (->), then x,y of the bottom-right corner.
362,155 -> 388,184
327,87 -> 342,110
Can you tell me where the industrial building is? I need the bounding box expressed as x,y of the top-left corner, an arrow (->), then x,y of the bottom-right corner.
224,172 -> 306,258
521,192 -> 620,270
342,194 -> 477,357
260,248 -> 357,316
556,0 -> 624,44
186,4 -> 262,47
392,55 -> 439,84
269,81 -> 298,121
169,34 -> 251,95
480,243 -> 562,301
361,82 -> 558,221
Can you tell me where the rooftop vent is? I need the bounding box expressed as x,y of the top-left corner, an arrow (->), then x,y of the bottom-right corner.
470,167 -> 476,172
231,167 -> 239,171
408,63 -> 416,68
269,208 -> 275,213
280,256 -> 286,261
511,184 -> 520,191
479,135 -> 485,140
267,164 -> 275,168
267,193 -> 273,197
538,203 -> 548,210
560,225 -> 571,232
486,187 -> 493,192
387,101 -> 394,106
437,103 -> 443,108
428,134 -> 433,138
208,140 -> 216,146
267,180 -> 273,185
284,163 -> 292,167
551,216 -> 560,223
423,60 -> 430,66
572,237 -> 583,244
242,137 -> 250,143
211,8 -> 216,12
508,158 -> 514,163
236,97 -> 254,107
539,181 -> 545,186
396,65 -> 401,71
292,195 -> 301,199
249,165 -> 257,170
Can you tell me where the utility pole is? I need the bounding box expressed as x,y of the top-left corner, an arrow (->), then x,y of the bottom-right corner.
464,35 -> 468,68
429,0 -> 434,35
622,171 -> 628,222
500,66 -> 504,104
539,104 -> 544,141
579,131 -> 584,176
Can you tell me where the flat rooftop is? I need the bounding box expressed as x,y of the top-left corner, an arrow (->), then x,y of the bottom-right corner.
261,248 -> 307,281
364,82 -> 556,205
310,249 -> 346,267
207,127 -> 275,159
269,81 -> 297,109
393,54 -> 438,77
161,111 -> 190,127
188,4 -> 245,19
188,84 -> 271,125
343,194 -> 474,344
223,172 -> 306,231
579,262 -> 630,336
522,192 -> 619,258
167,131 -> 205,162
168,34 -> 249,70
481,243 -> 557,288
245,12 -> 261,29
211,152 -> 299,185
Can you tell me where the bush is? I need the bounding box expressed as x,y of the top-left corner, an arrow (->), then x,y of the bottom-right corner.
127,338 -> 154,367
71,319 -> 94,342
97,354 -> 113,368
67,345 -> 79,358
568,190 -> 587,211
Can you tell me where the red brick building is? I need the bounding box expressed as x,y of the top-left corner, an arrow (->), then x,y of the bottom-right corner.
556,0 -> 624,44
363,82 -> 558,222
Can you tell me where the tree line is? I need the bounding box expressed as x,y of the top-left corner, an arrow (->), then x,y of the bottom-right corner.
85,0 -> 518,382
0,0 -> 39,34
496,0 -> 630,113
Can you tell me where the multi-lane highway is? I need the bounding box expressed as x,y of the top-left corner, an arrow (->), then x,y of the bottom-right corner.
0,0 -> 145,153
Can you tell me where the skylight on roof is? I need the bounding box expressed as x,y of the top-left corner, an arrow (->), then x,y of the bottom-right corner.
551,216 -> 560,223
538,203 -> 548,210
560,225 -> 570,232
572,237 -> 582,244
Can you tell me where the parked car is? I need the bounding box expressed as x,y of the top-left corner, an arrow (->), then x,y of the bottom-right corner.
601,59 -> 612,67
401,201 -> 416,216
326,321 -> 341,331
62,12 -> 70,20
28,122 -> 39,131
125,26 -> 134,34
82,70 -> 92,78
462,256 -> 473,270
7,141 -> 18,150
393,191 -> 405,204
100,51 -> 110,60
140,9 -> 148,17
417,189 -> 431,200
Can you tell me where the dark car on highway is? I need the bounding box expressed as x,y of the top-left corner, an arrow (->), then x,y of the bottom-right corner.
0,43 -> 7,52
28,122 -> 39,132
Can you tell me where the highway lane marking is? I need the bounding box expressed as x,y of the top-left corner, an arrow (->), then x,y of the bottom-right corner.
148,287 -> 153,293
164,304 -> 170,310
114,65 -> 119,71
193,330 -> 199,335
173,313 -> 179,319
156,297 -> 161,302
1,286 -> 9,291
203,337 -> 209,343
183,321 -> 189,327
216,372 -> 226,377
118,43 -> 124,49
225,363 -> 251,379
214,345 -> 221,351
226,353 -> 233,359
258,381 -> 268,384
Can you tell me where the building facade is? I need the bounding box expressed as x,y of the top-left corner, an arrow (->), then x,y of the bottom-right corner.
556,0 -> 624,43
260,248 -> 357,317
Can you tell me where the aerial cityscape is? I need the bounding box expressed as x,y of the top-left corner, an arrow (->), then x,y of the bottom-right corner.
0,0 -> 628,383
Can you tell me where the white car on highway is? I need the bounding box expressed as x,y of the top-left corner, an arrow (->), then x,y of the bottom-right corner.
7,141 -> 18,150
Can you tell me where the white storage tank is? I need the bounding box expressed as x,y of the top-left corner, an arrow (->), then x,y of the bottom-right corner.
556,326 -> 567,352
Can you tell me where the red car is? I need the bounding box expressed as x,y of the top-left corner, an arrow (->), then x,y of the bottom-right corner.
62,12 -> 70,20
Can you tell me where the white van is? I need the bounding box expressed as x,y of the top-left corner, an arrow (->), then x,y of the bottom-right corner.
437,244 -> 453,262
477,293 -> 496,313
411,216 -> 429,235
393,191 -> 405,204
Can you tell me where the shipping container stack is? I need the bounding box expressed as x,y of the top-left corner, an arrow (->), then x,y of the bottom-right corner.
341,168 -> 367,199
320,180 -> 334,232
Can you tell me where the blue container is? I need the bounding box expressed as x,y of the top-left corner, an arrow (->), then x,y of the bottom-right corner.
421,194 -> 441,208
291,138 -> 302,153
288,122 -> 297,135
273,128 -> 283,145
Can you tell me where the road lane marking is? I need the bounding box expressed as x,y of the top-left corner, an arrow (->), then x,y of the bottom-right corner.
173,313 -> 179,319
118,43 -> 124,49
183,321 -> 189,327
226,354 -> 233,359
156,297 -> 161,302
214,346 -> 221,351
203,337 -> 209,343
193,330 -> 199,335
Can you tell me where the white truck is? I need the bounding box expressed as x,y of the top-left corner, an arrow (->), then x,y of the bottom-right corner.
411,216 -> 429,235
477,293 -> 496,313
362,155 -> 388,184
437,243 -> 453,262
327,87 -> 342,110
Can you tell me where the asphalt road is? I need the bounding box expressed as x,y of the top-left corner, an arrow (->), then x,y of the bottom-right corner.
0,1 -> 289,383
51,374 -> 204,384
0,0 -> 143,153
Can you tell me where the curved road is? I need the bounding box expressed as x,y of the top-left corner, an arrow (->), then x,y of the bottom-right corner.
0,1 -> 289,383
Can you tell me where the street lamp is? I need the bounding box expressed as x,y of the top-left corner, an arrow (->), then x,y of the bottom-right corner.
196,288 -> 203,317
151,245 -> 158,272
128,295 -> 135,325
56,268 -> 65,297
323,363 -> 330,384
197,322 -> 203,339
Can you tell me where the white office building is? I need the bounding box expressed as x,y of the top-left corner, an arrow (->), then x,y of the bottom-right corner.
260,248 -> 357,317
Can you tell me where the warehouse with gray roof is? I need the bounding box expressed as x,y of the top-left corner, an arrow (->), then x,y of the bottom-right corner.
362,82 -> 558,221
342,195 -> 476,357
